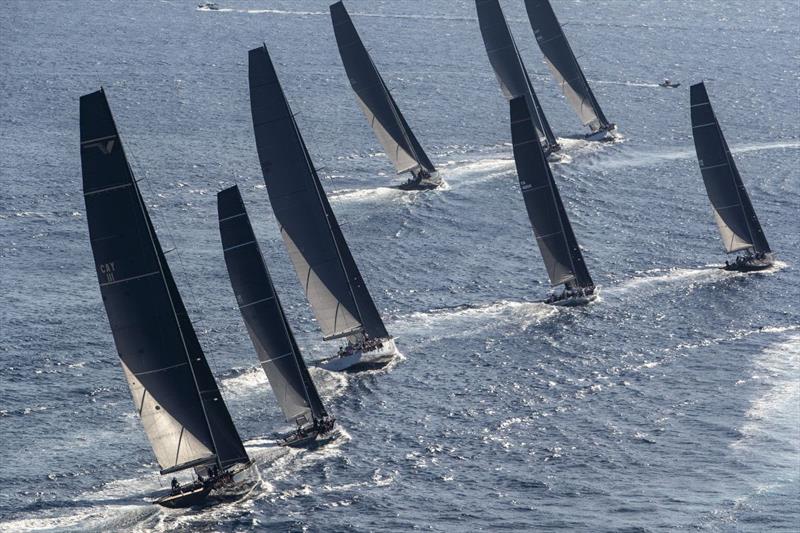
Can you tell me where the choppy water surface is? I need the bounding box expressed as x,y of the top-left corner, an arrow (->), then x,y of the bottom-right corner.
1,1 -> 798,531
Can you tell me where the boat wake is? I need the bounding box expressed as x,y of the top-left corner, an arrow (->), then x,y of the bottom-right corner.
734,333 -> 800,448
220,363 -> 349,403
395,300 -> 557,340
585,141 -> 800,172
607,261 -> 788,297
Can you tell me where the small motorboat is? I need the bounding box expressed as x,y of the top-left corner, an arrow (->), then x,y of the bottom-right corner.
197,2 -> 220,11
659,79 -> 681,88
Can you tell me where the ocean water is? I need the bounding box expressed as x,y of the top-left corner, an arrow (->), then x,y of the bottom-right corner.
1,0 -> 798,531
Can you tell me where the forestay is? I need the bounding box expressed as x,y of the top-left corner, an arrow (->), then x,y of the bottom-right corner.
248,44 -> 389,342
80,89 -> 249,475
509,96 -> 594,289
330,0 -> 436,176
476,0 -> 558,152
218,185 -> 328,426
690,82 -> 771,254
525,0 -> 612,132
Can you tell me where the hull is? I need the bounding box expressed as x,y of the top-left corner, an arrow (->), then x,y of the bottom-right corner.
549,293 -> 598,307
282,428 -> 337,449
396,172 -> 443,191
155,484 -> 212,508
155,460 -> 258,508
722,255 -> 774,272
584,125 -> 617,142
317,338 -> 398,372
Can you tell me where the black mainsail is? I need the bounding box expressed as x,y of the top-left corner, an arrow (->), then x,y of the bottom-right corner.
476,0 -> 559,154
80,89 -> 249,477
524,0 -> 614,135
218,185 -> 329,429
248,44 -> 390,345
690,82 -> 771,255
509,96 -> 593,290
330,1 -> 437,180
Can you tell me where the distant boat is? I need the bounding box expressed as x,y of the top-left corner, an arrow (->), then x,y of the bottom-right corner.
197,2 -> 220,11
79,89 -> 255,508
659,79 -> 681,88
330,1 -> 442,191
509,95 -> 597,306
248,44 -> 398,372
689,82 -> 774,272
524,0 -> 616,141
475,0 -> 561,159
217,185 -> 336,447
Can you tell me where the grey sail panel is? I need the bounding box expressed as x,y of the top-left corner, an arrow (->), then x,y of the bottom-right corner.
509,96 -> 593,288
317,175 -> 390,340
475,0 -> 557,151
690,82 -> 770,254
248,44 -> 363,340
80,89 -> 248,474
330,0 -> 435,175
218,186 -> 327,424
524,0 -> 610,132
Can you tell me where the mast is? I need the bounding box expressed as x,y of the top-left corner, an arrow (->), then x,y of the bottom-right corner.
475,0 -> 559,153
218,186 -> 327,424
689,82 -> 771,254
247,43 -> 390,342
330,0 -> 436,176
509,96 -> 594,289
80,89 -> 249,475
524,0 -> 612,132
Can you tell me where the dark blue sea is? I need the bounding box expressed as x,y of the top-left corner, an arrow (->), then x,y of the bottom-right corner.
1,1 -> 798,531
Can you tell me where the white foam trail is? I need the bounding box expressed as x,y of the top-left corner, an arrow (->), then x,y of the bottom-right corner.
221,363 -> 349,403
734,334 -> 800,458
396,300 -> 557,339
608,261 -> 788,296
588,141 -> 800,171
329,186 -> 405,204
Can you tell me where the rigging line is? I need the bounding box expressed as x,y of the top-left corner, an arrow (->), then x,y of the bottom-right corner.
130,132 -> 227,385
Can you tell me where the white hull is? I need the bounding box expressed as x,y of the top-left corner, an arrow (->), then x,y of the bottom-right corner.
585,127 -> 617,142
317,338 -> 398,372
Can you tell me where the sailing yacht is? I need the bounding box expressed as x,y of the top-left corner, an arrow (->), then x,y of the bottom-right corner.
475,0 -> 561,159
524,0 -> 617,141
509,96 -> 597,306
80,89 -> 255,508
330,1 -> 442,190
689,82 -> 774,272
218,185 -> 336,447
248,44 -> 398,372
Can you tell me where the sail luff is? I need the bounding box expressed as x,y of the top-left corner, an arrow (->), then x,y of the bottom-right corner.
475,0 -> 557,152
509,96 -> 593,288
330,0 -> 435,175
689,82 -> 770,254
524,0 -> 611,132
80,89 -> 248,474
218,185 -> 327,424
